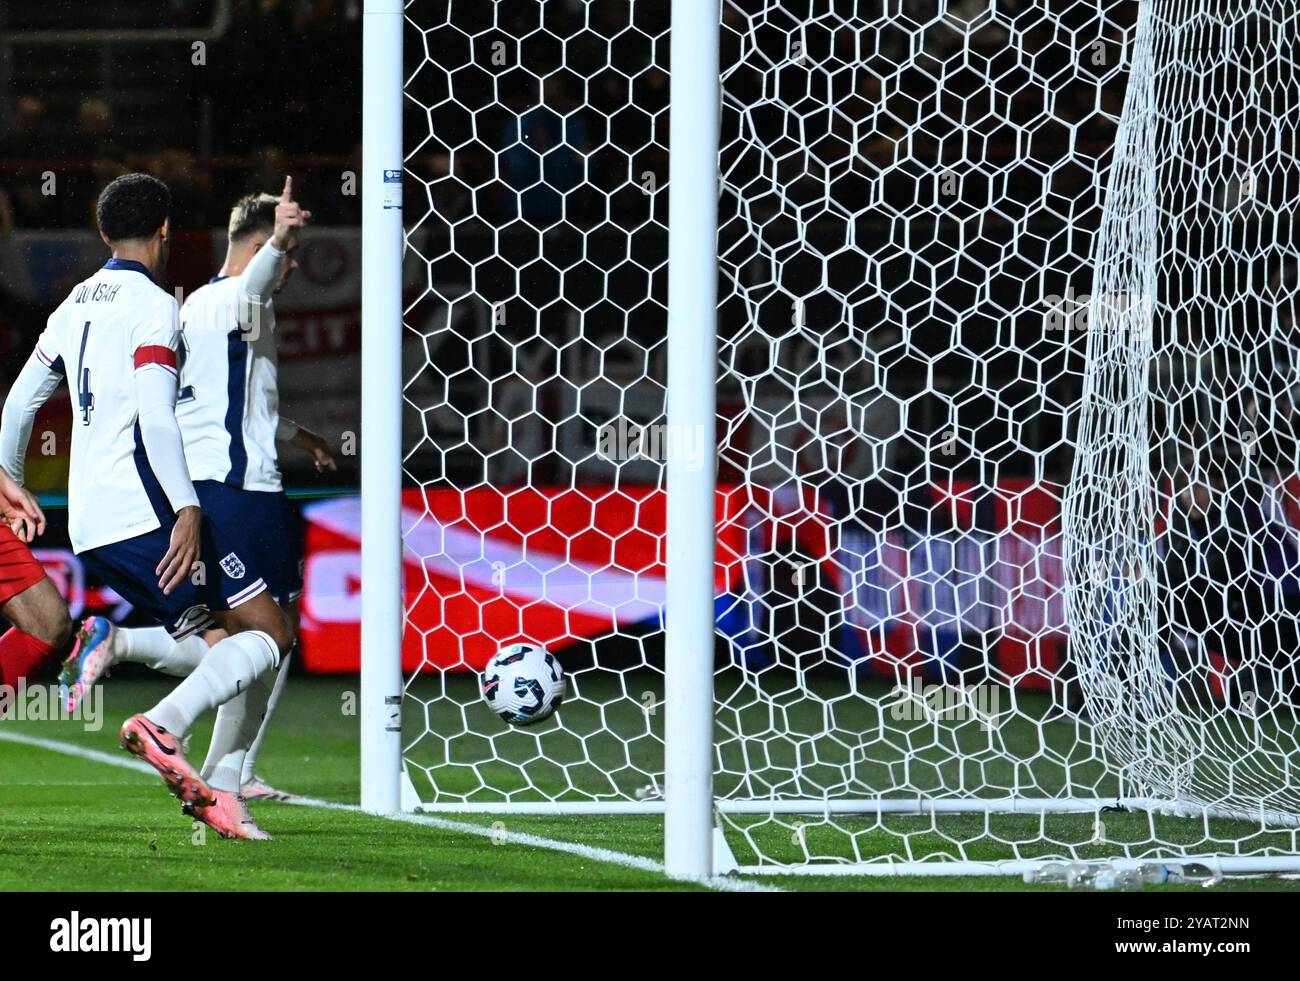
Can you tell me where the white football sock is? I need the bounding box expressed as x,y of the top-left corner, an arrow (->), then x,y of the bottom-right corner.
201,664 -> 277,793
115,627 -> 210,677
240,647 -> 292,783
145,630 -> 279,738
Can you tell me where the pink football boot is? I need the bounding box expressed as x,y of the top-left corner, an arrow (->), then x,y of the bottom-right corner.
119,714 -> 216,808
185,791 -> 273,841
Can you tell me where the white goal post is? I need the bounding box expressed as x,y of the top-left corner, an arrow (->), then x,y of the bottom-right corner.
360,0 -> 404,816
362,0 -> 1300,879
662,0 -> 723,880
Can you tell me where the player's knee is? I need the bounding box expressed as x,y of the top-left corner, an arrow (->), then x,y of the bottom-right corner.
27,605 -> 73,652
284,600 -> 301,638
33,612 -> 73,651
17,582 -> 74,650
29,587 -> 73,649
265,616 -> 294,659
229,606 -> 293,658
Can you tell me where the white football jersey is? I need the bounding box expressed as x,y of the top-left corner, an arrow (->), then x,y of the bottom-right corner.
175,275 -> 284,492
35,259 -> 182,552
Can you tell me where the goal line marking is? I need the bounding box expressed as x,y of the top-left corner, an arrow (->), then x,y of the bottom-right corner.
0,729 -> 777,893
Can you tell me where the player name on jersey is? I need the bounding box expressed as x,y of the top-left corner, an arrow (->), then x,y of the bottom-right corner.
72,281 -> 124,305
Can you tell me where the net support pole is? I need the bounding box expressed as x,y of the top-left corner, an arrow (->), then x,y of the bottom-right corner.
664,0 -> 721,880
360,0 -> 404,815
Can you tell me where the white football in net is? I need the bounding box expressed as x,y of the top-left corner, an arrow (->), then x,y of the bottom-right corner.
481,643 -> 566,726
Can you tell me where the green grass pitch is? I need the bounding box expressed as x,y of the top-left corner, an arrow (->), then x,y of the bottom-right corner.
1,674 -> 1298,891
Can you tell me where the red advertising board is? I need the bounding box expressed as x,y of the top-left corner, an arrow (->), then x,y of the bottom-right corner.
298,486 -> 751,673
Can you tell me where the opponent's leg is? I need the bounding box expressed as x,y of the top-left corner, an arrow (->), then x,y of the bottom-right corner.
0,576 -> 73,709
0,575 -> 72,649
0,628 -> 56,693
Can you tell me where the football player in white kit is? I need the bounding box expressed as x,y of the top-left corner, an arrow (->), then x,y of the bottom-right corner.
0,174 -> 295,838
57,177 -> 334,825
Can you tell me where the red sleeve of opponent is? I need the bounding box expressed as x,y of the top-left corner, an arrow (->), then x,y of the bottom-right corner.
133,345 -> 177,370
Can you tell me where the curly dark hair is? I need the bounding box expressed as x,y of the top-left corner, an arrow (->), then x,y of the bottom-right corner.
95,173 -> 172,242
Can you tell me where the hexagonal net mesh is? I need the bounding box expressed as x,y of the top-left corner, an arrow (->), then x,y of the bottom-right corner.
398,0 -> 1300,872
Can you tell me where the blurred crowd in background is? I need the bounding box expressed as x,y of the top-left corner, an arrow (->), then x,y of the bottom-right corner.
0,0 -> 368,488
0,0 -> 361,234
0,0 -> 1135,492
1,0 -> 1128,235
0,0 -> 361,233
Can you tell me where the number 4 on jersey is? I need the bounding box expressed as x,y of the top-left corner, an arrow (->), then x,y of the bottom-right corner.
77,320 -> 94,425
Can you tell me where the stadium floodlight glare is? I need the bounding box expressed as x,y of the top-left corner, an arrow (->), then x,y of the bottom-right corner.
361,0 -> 1300,877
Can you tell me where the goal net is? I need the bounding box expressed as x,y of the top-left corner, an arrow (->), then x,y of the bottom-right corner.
393,0 -> 1300,875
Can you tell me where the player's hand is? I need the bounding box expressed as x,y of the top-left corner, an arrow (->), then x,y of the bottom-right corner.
272,176 -> 312,252
292,427 -> 338,474
157,505 -> 202,595
0,470 -> 45,542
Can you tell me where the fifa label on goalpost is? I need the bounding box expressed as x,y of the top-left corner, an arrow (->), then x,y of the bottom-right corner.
382,169 -> 402,211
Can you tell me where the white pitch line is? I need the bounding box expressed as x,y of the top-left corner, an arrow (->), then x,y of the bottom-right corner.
284,795 -> 777,891
0,728 -> 154,773
0,729 -> 778,893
